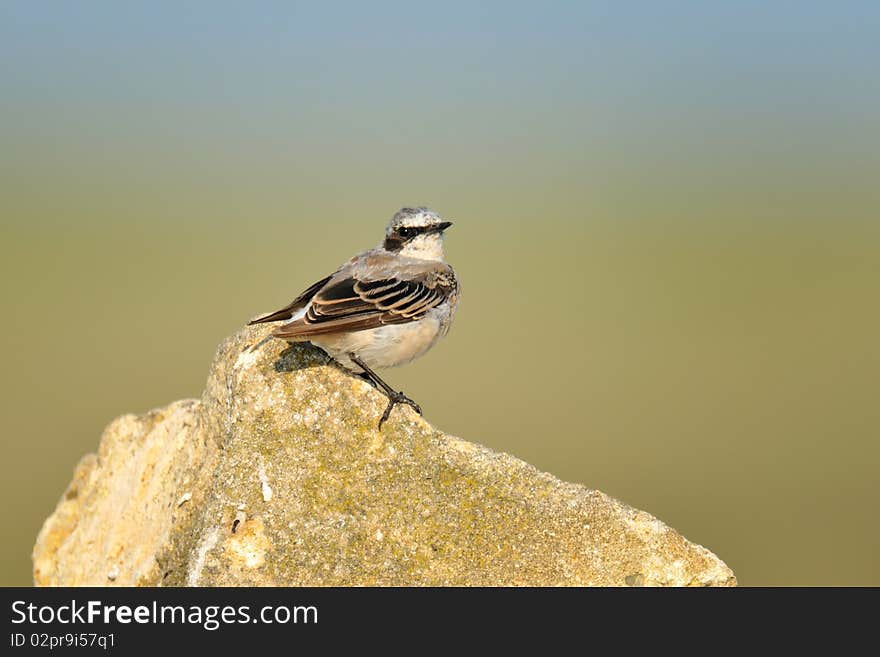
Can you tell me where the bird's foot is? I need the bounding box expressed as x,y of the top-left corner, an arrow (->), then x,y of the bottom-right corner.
378,390 -> 422,430
345,352 -> 422,430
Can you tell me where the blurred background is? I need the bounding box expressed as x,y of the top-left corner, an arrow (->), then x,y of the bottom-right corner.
2,2 -> 878,586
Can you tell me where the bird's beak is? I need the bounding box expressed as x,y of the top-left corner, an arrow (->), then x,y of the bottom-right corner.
438,221 -> 453,232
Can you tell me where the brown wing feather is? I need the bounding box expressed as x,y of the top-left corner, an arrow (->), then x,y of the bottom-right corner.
271,276 -> 448,340
248,275 -> 332,325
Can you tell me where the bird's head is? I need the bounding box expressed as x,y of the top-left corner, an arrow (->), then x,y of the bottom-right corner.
382,207 -> 453,261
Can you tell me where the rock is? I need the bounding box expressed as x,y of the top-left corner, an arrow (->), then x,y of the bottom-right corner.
33,324 -> 736,586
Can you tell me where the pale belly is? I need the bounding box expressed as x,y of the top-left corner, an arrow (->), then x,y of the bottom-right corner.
310,315 -> 444,371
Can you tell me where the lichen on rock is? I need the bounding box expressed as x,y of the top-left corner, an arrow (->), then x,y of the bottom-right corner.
33,324 -> 736,586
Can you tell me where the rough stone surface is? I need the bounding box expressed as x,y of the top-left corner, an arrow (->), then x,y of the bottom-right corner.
33,325 -> 736,586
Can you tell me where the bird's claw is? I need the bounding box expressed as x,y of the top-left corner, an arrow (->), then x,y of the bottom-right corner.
378,390 -> 422,430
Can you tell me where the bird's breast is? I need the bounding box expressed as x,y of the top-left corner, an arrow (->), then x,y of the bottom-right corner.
312,314 -> 445,371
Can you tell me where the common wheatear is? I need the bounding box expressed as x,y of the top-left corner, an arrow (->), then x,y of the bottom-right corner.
249,207 -> 460,429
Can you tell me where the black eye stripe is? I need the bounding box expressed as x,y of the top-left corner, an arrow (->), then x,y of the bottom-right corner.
385,224 -> 441,251
383,235 -> 405,252
397,226 -> 433,238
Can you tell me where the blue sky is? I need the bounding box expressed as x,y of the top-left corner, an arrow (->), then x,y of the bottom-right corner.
2,2 -> 878,228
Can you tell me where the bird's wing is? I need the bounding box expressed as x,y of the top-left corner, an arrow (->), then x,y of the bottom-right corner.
270,267 -> 455,339
247,275 -> 333,325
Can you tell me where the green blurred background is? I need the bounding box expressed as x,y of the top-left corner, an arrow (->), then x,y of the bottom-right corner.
2,2 -> 878,586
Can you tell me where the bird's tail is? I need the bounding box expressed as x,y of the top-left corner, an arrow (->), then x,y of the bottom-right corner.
247,307 -> 296,325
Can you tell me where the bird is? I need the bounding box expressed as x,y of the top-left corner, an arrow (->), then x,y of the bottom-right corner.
248,207 -> 460,429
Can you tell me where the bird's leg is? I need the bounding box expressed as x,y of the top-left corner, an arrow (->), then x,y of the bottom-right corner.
348,352 -> 422,429
326,354 -> 374,387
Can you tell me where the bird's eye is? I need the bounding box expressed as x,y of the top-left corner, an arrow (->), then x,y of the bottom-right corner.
398,227 -> 415,239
